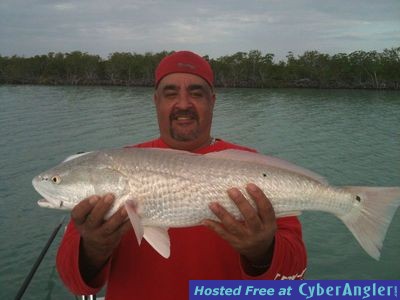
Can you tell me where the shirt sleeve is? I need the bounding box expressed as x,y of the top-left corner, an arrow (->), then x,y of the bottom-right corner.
56,220 -> 110,295
240,216 -> 307,280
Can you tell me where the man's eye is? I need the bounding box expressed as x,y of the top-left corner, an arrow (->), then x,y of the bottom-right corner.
164,92 -> 177,98
191,91 -> 204,98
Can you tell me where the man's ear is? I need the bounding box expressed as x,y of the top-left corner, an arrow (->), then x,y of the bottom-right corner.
211,92 -> 216,108
153,92 -> 158,104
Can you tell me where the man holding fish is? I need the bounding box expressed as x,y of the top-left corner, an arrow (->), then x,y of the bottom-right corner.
56,51 -> 307,299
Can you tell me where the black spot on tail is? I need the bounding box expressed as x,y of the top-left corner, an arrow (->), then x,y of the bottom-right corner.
356,195 -> 361,202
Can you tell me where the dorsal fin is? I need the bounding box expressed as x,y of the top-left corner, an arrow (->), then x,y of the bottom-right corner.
137,147 -> 197,156
205,149 -> 328,185
62,151 -> 93,163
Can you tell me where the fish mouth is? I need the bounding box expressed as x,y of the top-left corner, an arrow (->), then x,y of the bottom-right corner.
37,197 -> 70,210
38,198 -> 57,208
33,177 -> 71,210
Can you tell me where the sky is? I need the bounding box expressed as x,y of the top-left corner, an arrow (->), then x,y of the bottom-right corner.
0,0 -> 399,60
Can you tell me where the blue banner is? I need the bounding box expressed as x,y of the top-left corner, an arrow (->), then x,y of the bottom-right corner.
189,280 -> 399,300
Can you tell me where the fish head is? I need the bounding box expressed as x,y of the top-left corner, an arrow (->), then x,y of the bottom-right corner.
32,151 -> 129,210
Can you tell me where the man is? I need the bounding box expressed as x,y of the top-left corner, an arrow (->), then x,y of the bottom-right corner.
57,51 -> 307,299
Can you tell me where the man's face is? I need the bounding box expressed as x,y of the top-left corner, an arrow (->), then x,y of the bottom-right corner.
154,73 -> 216,150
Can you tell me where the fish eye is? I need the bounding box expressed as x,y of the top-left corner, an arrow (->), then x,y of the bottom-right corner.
51,175 -> 61,184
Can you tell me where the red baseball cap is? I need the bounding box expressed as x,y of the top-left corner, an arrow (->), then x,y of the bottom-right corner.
155,51 -> 214,88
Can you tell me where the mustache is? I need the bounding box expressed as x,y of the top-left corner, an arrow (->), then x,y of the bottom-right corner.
169,109 -> 199,121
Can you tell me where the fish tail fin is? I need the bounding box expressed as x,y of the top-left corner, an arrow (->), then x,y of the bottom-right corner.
339,186 -> 400,260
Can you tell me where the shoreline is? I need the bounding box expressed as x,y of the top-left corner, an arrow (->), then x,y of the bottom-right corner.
1,81 -> 399,90
1,48 -> 399,91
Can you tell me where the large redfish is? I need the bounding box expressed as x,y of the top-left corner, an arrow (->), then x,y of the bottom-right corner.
32,148 -> 400,259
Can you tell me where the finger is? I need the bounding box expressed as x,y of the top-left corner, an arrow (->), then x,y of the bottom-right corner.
202,219 -> 231,241
209,202 -> 243,237
101,206 -> 130,236
85,194 -> 115,229
228,188 -> 262,230
246,183 -> 275,223
71,195 -> 100,225
118,219 -> 133,236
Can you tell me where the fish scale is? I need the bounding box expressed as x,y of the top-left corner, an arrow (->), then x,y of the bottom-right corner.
118,149 -> 351,224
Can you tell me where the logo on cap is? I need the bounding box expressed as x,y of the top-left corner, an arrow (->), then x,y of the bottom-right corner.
177,62 -> 196,70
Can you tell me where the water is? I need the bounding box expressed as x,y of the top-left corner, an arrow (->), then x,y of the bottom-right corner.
0,85 -> 399,299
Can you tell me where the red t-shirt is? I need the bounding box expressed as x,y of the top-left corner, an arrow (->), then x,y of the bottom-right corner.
56,138 -> 307,299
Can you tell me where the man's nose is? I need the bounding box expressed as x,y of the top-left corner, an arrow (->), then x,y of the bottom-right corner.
175,91 -> 192,108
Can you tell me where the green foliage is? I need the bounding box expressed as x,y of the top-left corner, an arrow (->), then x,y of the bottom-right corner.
0,48 -> 399,89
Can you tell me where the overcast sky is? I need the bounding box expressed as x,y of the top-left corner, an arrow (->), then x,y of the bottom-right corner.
1,0 -> 399,60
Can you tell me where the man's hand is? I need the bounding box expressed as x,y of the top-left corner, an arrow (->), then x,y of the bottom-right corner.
203,183 -> 277,276
71,194 -> 131,283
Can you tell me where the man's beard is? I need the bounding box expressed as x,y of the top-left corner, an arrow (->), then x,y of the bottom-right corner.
169,108 -> 200,142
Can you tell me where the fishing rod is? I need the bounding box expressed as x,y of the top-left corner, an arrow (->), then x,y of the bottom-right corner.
14,215 -> 66,300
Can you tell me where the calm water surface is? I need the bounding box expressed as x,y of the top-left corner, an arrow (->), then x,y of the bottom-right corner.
0,85 -> 399,299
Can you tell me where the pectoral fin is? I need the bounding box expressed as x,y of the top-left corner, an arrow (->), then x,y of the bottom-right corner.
144,227 -> 171,258
124,201 -> 144,245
